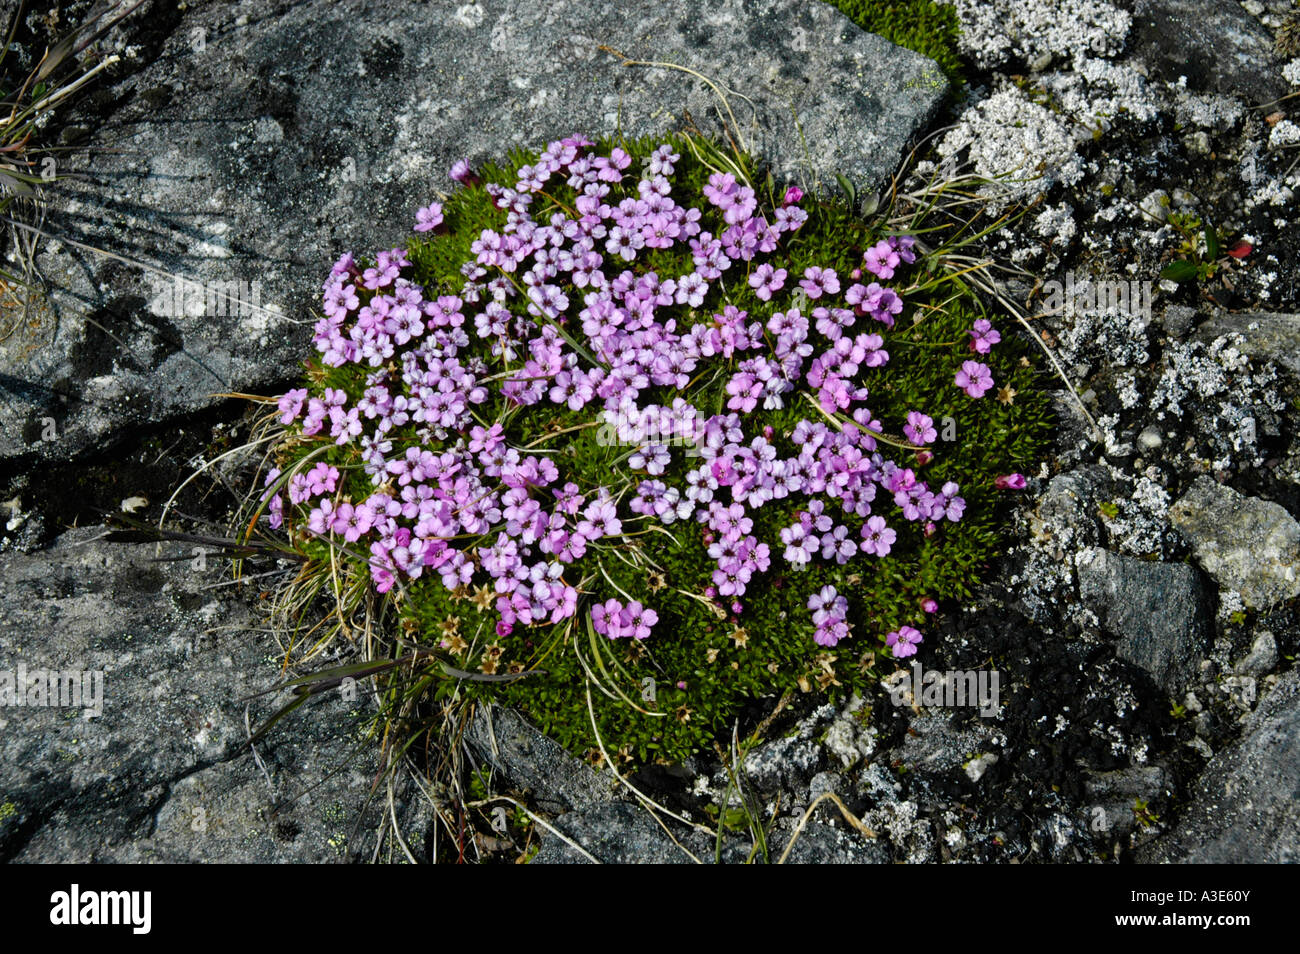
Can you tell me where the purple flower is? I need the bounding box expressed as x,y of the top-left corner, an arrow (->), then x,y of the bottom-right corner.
903,411 -> 937,445
278,388 -> 308,425
969,318 -> 1001,354
807,585 -> 851,647
450,159 -> 474,183
780,522 -> 817,565
592,597 -> 658,640
955,360 -> 994,398
885,625 -> 923,658
305,463 -> 340,497
748,263 -> 787,301
625,600 -> 659,640
863,240 -> 901,280
414,203 -> 444,232
591,599 -> 620,637
799,266 -> 841,299
860,516 -> 896,557
808,585 -> 850,645
820,525 -> 858,564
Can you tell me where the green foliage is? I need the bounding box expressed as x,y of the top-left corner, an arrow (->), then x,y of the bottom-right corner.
1159,211 -> 1218,283
1132,797 -> 1160,829
267,133 -> 1050,767
1158,210 -> 1251,285
824,0 -> 965,90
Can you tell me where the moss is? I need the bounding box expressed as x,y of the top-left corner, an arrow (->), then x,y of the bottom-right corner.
267,133 -> 1050,768
824,0 -> 965,91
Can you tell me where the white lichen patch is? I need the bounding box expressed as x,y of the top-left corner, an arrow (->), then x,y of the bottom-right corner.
935,87 -> 1085,203
1268,119 -> 1300,150
1035,202 -> 1078,247
1172,89 -> 1245,131
940,0 -> 1130,71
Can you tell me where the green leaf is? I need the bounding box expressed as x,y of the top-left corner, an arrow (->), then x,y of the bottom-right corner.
1160,260 -> 1198,283
834,173 -> 856,208
1203,222 -> 1219,261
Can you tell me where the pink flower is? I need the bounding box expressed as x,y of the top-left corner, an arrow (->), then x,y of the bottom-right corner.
903,411 -> 937,445
860,515 -> 897,557
863,240 -> 901,279
277,388 -> 308,425
995,473 -> 1027,490
748,263 -> 787,301
968,318 -> 1001,354
449,159 -> 476,184
591,598 -> 658,640
955,360 -> 994,398
414,202 -> 444,232
885,625 -> 923,658
591,598 -> 621,637
799,266 -> 841,299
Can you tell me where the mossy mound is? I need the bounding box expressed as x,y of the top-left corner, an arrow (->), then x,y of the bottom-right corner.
265,133 -> 1048,764
827,0 -> 965,90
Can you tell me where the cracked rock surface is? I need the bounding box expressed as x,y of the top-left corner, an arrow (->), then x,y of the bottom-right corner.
0,527 -> 420,862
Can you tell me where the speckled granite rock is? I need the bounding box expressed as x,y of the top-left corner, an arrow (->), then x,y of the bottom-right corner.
1169,476 -> 1300,611
466,704 -> 617,815
531,800 -> 886,863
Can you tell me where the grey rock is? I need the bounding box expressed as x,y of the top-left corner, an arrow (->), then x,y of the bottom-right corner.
532,802 -> 716,863
808,770 -> 841,802
1137,669 -> 1300,862
1160,304 -> 1197,338
771,819 -> 888,864
1076,547 -> 1213,692
963,752 -> 998,782
1083,766 -> 1168,836
6,0 -> 947,464
743,729 -> 823,794
1130,0 -> 1286,104
0,527 -> 409,862
464,704 -> 615,815
1169,476 -> 1300,610
1030,466 -> 1110,551
1235,631 -> 1279,678
1196,312 -> 1300,377
897,708 -> 999,782
532,800 -> 885,863
1084,765 -> 1167,802
822,694 -> 877,768
1221,674 -> 1259,711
